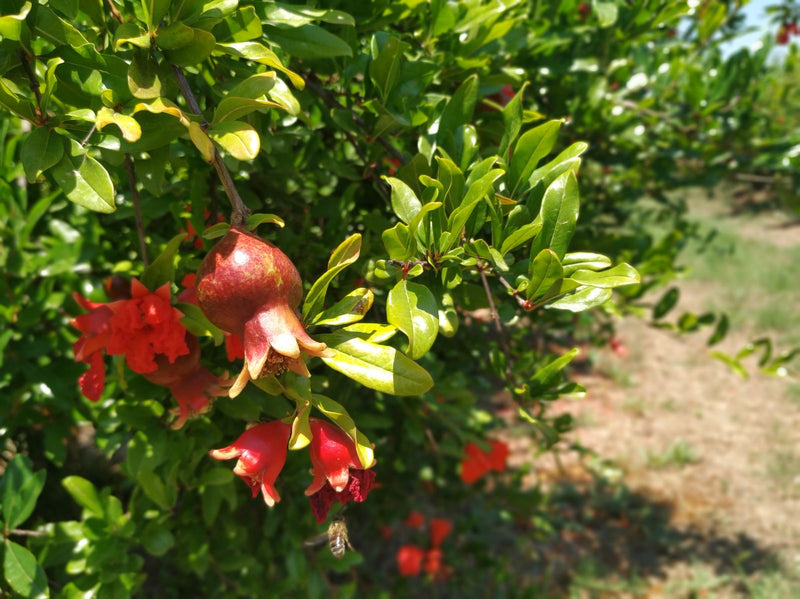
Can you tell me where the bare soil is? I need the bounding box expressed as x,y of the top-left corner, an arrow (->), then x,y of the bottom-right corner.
523,197 -> 800,597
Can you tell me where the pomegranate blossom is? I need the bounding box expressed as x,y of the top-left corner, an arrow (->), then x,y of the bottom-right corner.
195,227 -> 328,397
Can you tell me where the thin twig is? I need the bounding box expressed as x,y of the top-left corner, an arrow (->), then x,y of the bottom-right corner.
18,51 -> 43,122
9,529 -> 46,538
479,263 -> 513,379
105,0 -> 124,23
124,154 -> 149,266
304,77 -> 407,165
495,271 -> 529,309
171,65 -> 251,227
81,124 -> 98,147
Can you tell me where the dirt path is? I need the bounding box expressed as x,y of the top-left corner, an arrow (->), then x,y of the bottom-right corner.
533,197 -> 800,596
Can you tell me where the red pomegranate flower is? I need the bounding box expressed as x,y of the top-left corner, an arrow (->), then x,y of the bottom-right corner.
460,439 -> 510,484
195,228 -> 329,397
396,545 -> 425,577
305,419 -> 376,523
105,279 -> 189,374
209,420 -> 291,506
429,518 -> 452,548
404,512 -> 425,529
142,335 -> 230,429
71,293 -> 115,401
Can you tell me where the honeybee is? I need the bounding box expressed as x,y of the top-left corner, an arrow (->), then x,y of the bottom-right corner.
304,514 -> 354,559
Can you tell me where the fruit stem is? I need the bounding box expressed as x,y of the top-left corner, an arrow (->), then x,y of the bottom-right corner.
171,65 -> 251,228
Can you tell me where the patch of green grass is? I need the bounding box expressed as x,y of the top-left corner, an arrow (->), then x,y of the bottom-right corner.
663,562 -> 731,596
621,394 -> 647,416
786,383 -> 800,407
568,558 -> 648,597
645,440 -> 700,469
678,212 -> 800,348
766,449 -> 800,497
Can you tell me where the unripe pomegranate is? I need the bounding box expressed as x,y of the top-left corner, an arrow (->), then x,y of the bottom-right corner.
195,227 -> 328,397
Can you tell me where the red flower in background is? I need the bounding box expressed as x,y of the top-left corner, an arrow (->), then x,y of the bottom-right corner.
209,420 -> 291,506
460,439 -> 509,484
404,512 -> 425,529
396,545 -> 425,577
71,293 -> 115,401
429,518 -> 452,548
305,419 -> 376,523
105,279 -> 189,374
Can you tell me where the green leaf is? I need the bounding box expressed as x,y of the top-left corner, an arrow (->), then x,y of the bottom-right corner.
528,347 -> 580,394
212,96 -> 283,124
137,471 -> 171,508
312,288 -> 374,326
311,394 -> 374,469
155,22 -> 194,50
382,222 -> 410,260
228,72 -> 277,99
438,291 -> 458,337
437,74 -> 479,144
127,51 -> 165,99
165,28 -> 216,67
143,0 -> 170,27
569,263 -> 640,288
217,42 -> 305,89
547,286 -> 612,312
178,301 -> 224,344
446,169 -> 504,247
21,128 -> 64,183
319,331 -> 433,396
653,287 -> 680,320
263,3 -> 354,27
3,540 -> 49,599
707,314 -> 729,346
526,249 -> 563,301
188,122 -> 215,163
529,171 -> 578,262
208,121 -> 260,161
499,218 -> 542,255
262,23 -> 352,59
96,107 -> 142,142
369,34 -> 409,99
384,176 -> 421,224
246,213 -> 284,230
341,323 -> 397,343
0,455 -> 46,530
62,475 -> 104,517
594,1 -> 619,27
302,234 -> 361,321
561,252 -> 612,276
50,141 -> 115,213
387,280 -> 439,360
435,156 -> 465,213
41,57 -> 63,114
142,522 -> 175,557
137,145 -> 169,196
266,76 -> 300,115
213,6 -> 262,42
710,351 -> 748,380
0,1 -> 31,41
140,233 -> 187,290
114,22 -> 150,50
507,120 -> 562,197
202,222 -> 230,239
0,77 -> 35,121
529,141 -> 588,189
498,83 -> 527,159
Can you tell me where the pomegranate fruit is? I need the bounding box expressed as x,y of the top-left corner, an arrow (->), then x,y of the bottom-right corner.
195,227 -> 328,397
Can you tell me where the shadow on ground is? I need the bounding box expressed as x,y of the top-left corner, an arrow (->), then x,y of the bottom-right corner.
529,473 -> 780,595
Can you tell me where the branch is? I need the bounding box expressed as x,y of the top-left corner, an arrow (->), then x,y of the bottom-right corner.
123,154 -> 149,266
18,51 -> 43,123
80,124 -> 98,147
171,65 -> 250,228
495,270 -> 529,309
304,77 -> 407,165
478,262 -> 513,379
105,0 -> 124,23
9,529 -> 46,538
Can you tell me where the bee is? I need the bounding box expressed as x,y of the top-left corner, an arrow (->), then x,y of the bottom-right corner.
304,514 -> 354,559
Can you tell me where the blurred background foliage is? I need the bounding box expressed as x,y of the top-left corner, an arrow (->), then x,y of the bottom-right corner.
1,0 -> 799,597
